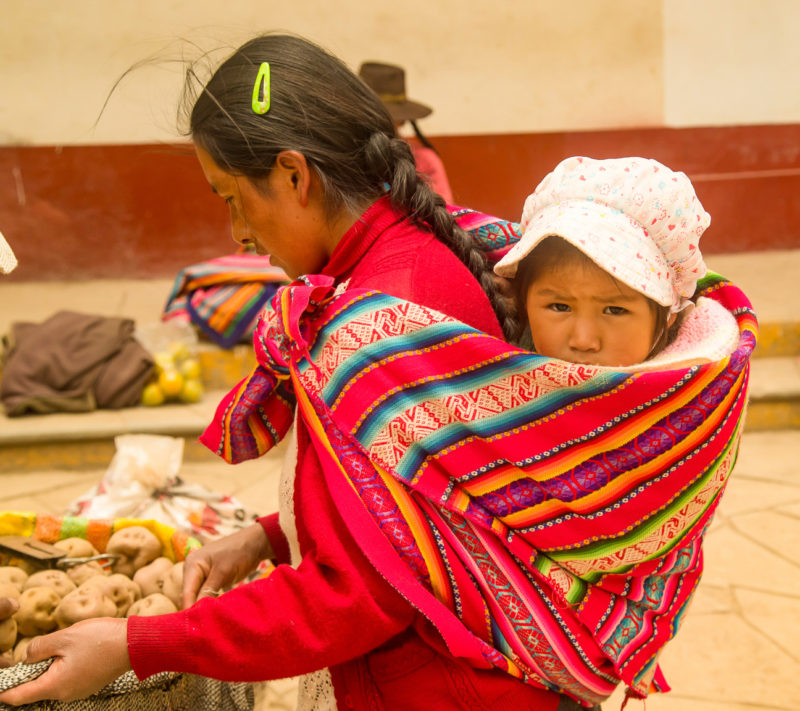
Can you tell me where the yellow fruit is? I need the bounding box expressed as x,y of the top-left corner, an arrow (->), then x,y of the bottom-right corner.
153,352 -> 174,374
158,369 -> 184,398
168,341 -> 191,362
179,378 -> 204,404
141,382 -> 165,407
179,357 -> 202,381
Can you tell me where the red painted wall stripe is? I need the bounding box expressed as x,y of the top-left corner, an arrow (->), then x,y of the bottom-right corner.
1,124 -> 798,281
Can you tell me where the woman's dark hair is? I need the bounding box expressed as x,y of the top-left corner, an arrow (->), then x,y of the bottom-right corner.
185,33 -> 517,340
512,236 -> 682,358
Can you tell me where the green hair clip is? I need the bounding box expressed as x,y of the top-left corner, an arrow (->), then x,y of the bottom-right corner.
252,62 -> 271,114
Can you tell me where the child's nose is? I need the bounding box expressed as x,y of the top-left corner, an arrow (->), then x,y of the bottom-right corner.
569,319 -> 601,352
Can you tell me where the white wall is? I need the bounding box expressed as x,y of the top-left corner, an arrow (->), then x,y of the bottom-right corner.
664,0 -> 800,127
0,0 -> 797,146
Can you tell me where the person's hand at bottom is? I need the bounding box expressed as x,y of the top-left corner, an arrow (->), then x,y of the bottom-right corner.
0,617 -> 131,705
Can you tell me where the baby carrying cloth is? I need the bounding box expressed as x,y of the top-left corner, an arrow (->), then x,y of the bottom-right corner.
201,271 -> 755,706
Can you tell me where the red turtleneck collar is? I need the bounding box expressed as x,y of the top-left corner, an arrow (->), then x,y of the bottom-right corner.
322,195 -> 407,281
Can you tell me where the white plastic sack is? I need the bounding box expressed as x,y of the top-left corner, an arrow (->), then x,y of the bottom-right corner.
68,434 -> 258,540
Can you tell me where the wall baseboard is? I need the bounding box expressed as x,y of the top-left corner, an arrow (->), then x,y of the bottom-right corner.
2,124 -> 798,281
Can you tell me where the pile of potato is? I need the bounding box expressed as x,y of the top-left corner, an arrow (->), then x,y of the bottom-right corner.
0,526 -> 185,665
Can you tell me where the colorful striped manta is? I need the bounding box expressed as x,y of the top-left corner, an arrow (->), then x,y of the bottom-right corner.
201,260 -> 756,706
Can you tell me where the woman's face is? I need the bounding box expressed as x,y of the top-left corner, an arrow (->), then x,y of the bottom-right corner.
194,145 -> 334,279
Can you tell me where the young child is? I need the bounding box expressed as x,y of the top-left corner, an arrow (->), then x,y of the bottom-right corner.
494,155 -> 739,368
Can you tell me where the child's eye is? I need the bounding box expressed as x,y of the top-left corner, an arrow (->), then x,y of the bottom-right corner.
604,306 -> 629,315
547,303 -> 570,312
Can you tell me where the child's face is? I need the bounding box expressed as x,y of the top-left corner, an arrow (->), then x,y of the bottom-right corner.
524,260 -> 658,367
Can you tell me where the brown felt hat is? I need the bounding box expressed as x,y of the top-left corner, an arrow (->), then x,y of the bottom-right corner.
358,62 -> 432,122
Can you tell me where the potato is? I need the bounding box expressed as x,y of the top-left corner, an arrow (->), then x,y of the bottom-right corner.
3,533 -> 190,644
127,593 -> 177,617
0,582 -> 21,601
0,566 -> 28,593
132,557 -> 173,597
23,569 -> 77,599
53,537 -> 98,558
66,561 -> 109,587
80,574 -> 141,617
15,587 -> 60,636
0,616 -> 17,652
55,587 -> 117,628
106,526 -> 161,577
13,636 -> 39,664
160,562 -> 184,610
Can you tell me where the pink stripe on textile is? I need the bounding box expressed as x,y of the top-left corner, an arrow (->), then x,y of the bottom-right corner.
476,528 -> 613,688
300,391 -> 491,668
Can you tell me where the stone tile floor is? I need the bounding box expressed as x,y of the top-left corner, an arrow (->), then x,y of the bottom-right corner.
0,429 -> 797,709
606,429 -> 800,710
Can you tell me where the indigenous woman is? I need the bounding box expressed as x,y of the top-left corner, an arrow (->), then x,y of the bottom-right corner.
0,33 -> 569,711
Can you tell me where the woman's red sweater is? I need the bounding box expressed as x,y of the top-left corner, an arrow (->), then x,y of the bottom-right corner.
128,197 -> 559,710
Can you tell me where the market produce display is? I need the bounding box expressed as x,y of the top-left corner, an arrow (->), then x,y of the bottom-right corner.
0,517 -> 255,711
0,528 -> 187,665
140,341 -> 204,406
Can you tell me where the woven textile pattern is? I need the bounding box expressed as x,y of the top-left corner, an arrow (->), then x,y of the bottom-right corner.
0,660 -> 253,711
162,254 -> 288,348
200,271 -> 755,706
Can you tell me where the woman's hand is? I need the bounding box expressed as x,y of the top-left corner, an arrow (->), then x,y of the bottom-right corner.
182,523 -> 273,609
0,597 -> 19,668
0,617 -> 130,705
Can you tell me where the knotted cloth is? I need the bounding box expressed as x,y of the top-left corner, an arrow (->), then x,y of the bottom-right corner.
201,269 -> 755,706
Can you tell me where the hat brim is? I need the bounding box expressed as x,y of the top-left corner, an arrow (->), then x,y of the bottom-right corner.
383,100 -> 432,123
0,231 -> 17,274
494,201 -> 675,307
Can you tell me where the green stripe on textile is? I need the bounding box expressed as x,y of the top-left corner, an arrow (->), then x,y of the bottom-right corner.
550,419 -> 741,578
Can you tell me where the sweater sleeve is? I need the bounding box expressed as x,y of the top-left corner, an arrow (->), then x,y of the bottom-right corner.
257,513 -> 291,567
128,422 -> 417,682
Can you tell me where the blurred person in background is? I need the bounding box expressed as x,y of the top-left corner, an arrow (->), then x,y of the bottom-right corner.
359,61 -> 454,203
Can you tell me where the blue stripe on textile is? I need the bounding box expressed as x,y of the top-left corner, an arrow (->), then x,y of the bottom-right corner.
318,321 -> 481,404
186,284 -> 278,348
345,349 -> 624,471
305,293 -> 402,361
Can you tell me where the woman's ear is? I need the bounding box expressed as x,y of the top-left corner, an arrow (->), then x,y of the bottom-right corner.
273,150 -> 313,206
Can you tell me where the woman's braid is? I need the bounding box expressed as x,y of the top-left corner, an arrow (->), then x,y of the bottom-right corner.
363,133 -> 519,341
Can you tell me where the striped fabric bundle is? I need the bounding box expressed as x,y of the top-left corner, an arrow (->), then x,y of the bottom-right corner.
201,273 -> 755,706
162,254 -> 288,348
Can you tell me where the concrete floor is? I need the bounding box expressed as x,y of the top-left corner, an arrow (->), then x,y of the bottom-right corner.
0,430 -> 797,710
